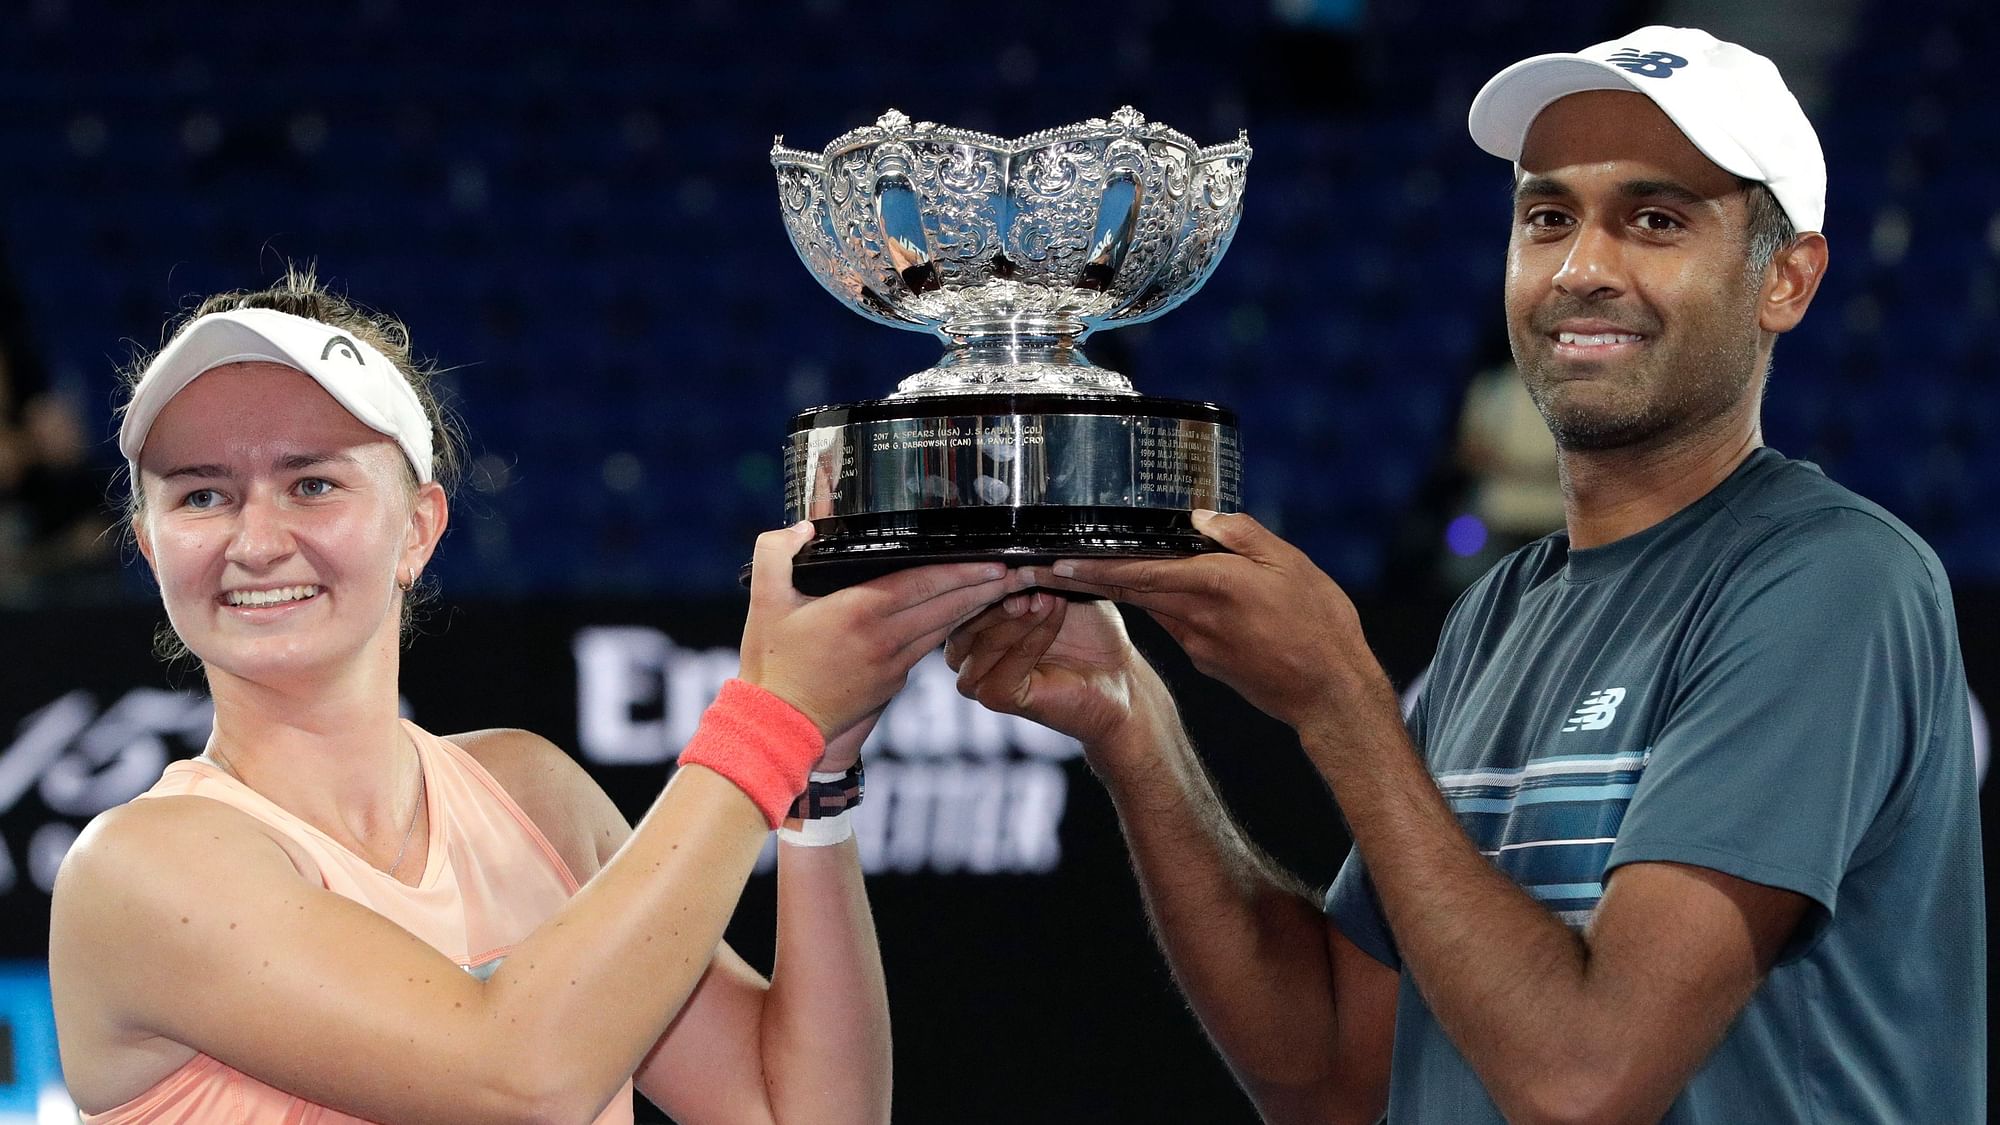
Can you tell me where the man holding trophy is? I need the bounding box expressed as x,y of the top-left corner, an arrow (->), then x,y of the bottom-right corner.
923,27 -> 1980,1123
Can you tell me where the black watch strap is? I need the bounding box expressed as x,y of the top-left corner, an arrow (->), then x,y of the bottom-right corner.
789,762 -> 864,820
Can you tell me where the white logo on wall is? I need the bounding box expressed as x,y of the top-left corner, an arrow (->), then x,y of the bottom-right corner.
1562,687 -> 1627,733
2,631 -> 1084,892
0,689 -> 418,896
573,627 -> 1082,875
0,688 -> 214,894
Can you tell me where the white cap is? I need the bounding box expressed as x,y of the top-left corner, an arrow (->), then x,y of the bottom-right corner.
120,306 -> 435,482
1468,25 -> 1825,233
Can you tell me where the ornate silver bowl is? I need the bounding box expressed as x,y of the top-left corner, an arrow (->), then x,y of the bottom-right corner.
772,106 -> 1251,398
763,108 -> 1251,593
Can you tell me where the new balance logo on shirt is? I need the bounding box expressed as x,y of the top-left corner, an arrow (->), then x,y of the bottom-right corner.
1563,687 -> 1627,732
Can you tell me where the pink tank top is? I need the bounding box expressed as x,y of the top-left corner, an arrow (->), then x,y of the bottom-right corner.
84,721 -> 636,1124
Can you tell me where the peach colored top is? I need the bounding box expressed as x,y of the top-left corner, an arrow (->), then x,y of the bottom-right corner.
84,721 -> 635,1124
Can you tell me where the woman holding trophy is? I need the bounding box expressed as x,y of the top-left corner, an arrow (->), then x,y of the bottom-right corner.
47,271 -> 1020,1123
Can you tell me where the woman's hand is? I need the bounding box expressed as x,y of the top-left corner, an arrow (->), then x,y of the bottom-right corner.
814,706 -> 882,773
738,522 -> 1025,737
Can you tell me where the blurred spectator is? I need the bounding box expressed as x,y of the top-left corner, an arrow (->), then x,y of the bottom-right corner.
1384,335 -> 1566,597
1442,359 -> 1565,583
0,237 -> 118,606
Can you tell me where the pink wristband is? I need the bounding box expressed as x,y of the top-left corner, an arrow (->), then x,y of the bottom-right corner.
676,679 -> 826,828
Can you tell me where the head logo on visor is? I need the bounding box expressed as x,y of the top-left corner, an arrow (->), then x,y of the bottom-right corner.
321,334 -> 366,364
119,307 -> 435,483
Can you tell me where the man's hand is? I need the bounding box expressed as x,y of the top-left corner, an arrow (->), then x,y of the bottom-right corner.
950,565 -> 1403,1124
943,583 -> 1157,751
1037,511 -> 1376,736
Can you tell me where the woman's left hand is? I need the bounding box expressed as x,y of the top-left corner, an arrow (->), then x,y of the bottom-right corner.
813,706 -> 882,773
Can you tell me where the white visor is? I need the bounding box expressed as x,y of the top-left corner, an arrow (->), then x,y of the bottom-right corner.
119,306 -> 435,483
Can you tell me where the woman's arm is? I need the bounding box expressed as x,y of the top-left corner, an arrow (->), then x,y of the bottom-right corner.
636,717 -> 891,1125
626,837 -> 891,1125
53,762 -> 770,1125
53,544 -> 1015,1125
464,722 -> 892,1125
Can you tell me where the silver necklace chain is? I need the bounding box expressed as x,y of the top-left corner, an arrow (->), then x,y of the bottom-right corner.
207,739 -> 426,878
388,766 -> 426,877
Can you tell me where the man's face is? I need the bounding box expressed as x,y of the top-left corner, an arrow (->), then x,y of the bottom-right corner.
1504,90 -> 1769,453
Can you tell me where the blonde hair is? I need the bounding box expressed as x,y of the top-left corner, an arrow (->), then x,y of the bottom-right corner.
121,264 -> 464,506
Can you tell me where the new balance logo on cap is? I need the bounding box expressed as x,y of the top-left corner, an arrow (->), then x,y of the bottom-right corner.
1563,688 -> 1627,733
1608,48 -> 1689,78
1467,25 -> 1827,232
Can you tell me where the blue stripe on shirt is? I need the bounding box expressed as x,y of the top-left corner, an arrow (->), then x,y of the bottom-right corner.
1455,801 -> 1635,850
1525,881 -> 1606,902
1432,752 -> 1651,919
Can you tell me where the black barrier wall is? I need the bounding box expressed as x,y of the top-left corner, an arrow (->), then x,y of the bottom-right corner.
2,594 -> 1991,1121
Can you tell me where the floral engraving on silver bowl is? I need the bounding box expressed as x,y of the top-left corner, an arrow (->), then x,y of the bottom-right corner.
774,107 -> 1251,398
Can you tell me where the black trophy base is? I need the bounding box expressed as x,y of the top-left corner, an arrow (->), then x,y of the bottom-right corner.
748,391 -> 1243,595
743,506 -> 1226,595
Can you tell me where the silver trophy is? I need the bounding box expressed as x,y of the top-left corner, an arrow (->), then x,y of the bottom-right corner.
769,107 -> 1250,592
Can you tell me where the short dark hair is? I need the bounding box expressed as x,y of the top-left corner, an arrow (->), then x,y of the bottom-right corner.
1740,180 -> 1797,275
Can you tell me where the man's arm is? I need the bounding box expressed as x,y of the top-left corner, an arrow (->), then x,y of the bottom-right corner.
948,592 -> 1397,1122
1042,512 -> 1817,1124
1295,667 -> 1807,1124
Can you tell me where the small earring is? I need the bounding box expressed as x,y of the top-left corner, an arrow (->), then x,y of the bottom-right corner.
397,569 -> 416,593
